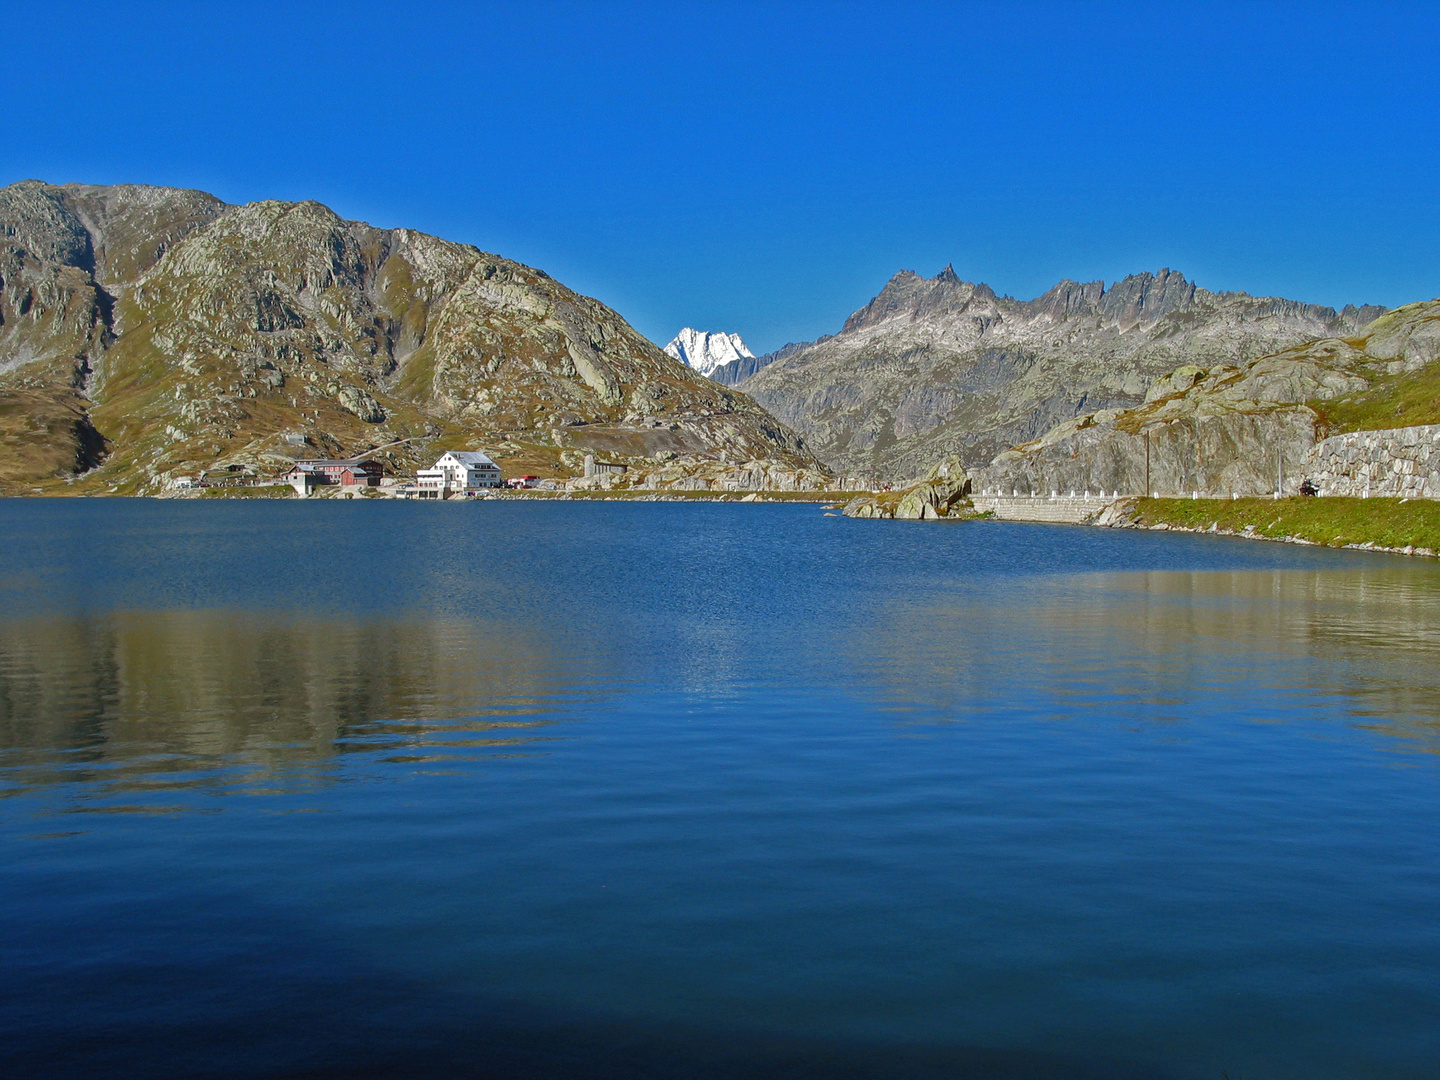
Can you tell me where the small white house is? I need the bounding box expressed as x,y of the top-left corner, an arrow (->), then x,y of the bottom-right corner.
415,450 -> 503,497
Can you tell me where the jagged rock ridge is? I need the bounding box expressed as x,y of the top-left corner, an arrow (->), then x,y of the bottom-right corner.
739,263 -> 1386,481
0,180 -> 823,493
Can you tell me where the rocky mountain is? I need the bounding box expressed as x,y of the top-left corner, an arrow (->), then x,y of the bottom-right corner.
707,339 -> 814,386
663,328 -> 755,378
973,298 -> 1440,499
0,181 -> 823,494
661,329 -> 812,386
738,264 -> 1386,481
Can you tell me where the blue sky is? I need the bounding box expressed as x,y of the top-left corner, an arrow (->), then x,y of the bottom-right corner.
6,1 -> 1437,353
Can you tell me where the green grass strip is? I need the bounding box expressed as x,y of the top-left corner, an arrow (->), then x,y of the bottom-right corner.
1134,496 -> 1440,552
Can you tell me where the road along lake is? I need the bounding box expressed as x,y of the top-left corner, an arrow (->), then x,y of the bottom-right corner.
1,499 -> 1437,1079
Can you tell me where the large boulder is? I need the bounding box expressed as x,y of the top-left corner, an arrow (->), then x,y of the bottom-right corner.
893,486 -> 935,519
842,496 -> 892,519
892,456 -> 973,519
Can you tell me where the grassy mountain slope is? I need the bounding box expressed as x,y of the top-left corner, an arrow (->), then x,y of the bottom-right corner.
0,181 -> 821,494
1310,300 -> 1440,432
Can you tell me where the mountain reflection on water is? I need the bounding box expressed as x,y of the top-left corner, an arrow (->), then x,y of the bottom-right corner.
0,610 -> 613,800
854,568 -> 1440,753
5,566 -> 1439,805
0,500 -> 1437,1080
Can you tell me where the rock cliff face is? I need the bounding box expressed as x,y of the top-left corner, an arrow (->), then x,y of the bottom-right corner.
973,300 -> 1440,498
706,339 -> 812,386
0,180 -> 822,494
739,264 -> 1385,481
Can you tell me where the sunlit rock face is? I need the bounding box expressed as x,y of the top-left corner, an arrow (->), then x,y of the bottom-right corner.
0,181 -> 823,493
740,264 -> 1386,482
972,302 -> 1440,498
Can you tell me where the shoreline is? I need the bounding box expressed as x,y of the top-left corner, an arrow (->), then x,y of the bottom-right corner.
1108,517 -> 1439,559
1096,496 -> 1440,559
9,487 -> 1440,561
2,487 -> 867,504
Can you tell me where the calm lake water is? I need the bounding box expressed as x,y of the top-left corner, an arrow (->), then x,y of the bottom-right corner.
1,500 -> 1437,1080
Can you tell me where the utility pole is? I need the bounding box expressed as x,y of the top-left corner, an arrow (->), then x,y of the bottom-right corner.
1144,432 -> 1151,498
1277,446 -> 1283,499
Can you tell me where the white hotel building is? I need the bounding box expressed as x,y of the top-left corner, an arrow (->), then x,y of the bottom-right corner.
412,451 -> 503,498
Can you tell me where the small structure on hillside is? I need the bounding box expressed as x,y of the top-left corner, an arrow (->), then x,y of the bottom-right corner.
200,464 -> 258,488
411,450 -> 503,499
584,454 -> 626,478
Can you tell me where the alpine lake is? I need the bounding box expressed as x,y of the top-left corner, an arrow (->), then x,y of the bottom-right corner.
1,498 -> 1436,1080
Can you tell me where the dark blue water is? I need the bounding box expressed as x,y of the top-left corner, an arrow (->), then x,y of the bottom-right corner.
1,500 -> 1437,1080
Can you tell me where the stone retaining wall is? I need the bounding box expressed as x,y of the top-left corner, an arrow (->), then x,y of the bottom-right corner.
969,495 -> 1114,524
1306,424 -> 1440,498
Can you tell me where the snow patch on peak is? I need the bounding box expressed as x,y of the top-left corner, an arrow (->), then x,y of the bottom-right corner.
664,327 -> 755,378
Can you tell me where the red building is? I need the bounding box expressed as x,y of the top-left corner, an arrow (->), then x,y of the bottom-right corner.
281,458 -> 383,488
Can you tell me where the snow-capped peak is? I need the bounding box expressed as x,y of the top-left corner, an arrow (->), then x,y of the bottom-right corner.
663,328 -> 755,378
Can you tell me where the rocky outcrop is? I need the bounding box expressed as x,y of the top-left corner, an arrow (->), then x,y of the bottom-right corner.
976,402 -> 1322,499
842,496 -> 892,519
739,264 -> 1385,481
336,384 -> 386,423
972,302 -> 1439,499
0,180 -> 825,494
1363,301 -> 1440,370
894,455 -> 970,518
843,454 -> 971,520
